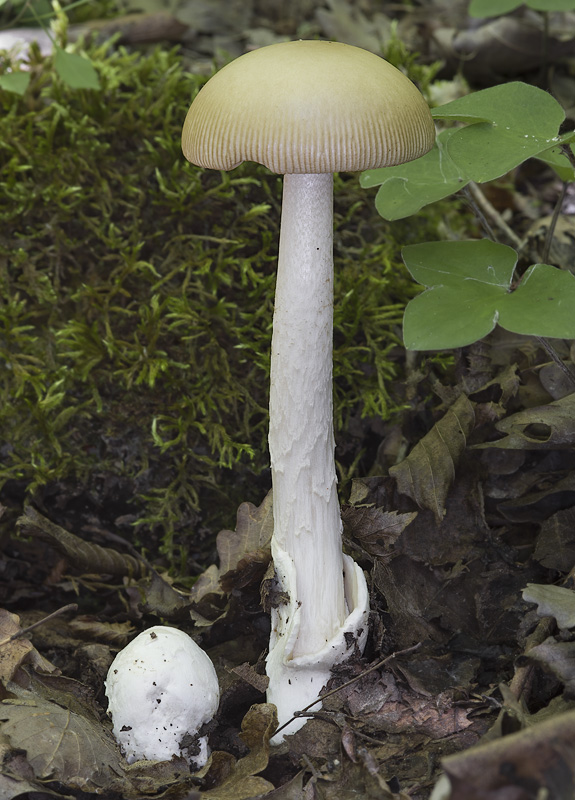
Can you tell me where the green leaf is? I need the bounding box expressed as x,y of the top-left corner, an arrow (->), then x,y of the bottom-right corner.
469,0 -> 522,17
500,263 -> 575,339
402,240 -> 517,350
363,84 -> 574,220
403,238 -> 517,289
54,48 -> 100,90
360,130 -> 469,220
469,0 -> 575,17
0,71 -> 31,95
433,83 -> 566,182
402,240 -> 575,351
528,0 -> 575,9
536,143 -> 575,182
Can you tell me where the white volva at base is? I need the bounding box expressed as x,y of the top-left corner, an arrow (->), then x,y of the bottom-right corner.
266,552 -> 369,742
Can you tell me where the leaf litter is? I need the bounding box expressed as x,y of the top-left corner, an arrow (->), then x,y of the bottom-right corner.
5,341 -> 575,798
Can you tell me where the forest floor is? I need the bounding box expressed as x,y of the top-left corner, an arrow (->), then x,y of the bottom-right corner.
2,1 -> 575,799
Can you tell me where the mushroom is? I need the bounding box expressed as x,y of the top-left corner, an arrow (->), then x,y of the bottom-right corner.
104,626 -> 219,766
181,40 -> 435,740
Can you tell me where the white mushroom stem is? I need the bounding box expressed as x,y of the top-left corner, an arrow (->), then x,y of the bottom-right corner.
266,173 -> 369,741
269,173 -> 345,651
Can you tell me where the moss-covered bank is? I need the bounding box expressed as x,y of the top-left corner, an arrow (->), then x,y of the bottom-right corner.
0,38 -> 442,560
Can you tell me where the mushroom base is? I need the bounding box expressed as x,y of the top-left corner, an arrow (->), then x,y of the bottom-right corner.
266,553 -> 369,743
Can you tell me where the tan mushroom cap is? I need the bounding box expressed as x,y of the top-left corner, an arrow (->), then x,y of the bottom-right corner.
181,40 -> 435,175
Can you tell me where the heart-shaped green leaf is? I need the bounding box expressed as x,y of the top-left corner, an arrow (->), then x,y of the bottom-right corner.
402,240 -> 575,351
500,263 -> 575,339
360,130 -> 469,220
433,83 -> 566,182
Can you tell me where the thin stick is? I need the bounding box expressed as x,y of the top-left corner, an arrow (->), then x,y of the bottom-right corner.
509,616 -> 555,701
271,642 -> 421,740
7,604 -> 78,642
464,183 -> 523,249
541,182 -> 567,265
536,336 -> 575,388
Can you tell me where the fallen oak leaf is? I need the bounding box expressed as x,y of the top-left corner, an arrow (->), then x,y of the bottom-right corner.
190,492 -> 273,609
68,617 -> 135,646
216,492 -> 273,578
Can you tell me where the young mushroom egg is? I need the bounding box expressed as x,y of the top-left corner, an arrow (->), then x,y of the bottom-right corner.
105,626 -> 219,767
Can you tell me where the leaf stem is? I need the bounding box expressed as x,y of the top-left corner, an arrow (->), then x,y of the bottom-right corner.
541,182 -> 567,265
536,336 -> 575,388
6,604 -> 78,642
464,183 -> 522,250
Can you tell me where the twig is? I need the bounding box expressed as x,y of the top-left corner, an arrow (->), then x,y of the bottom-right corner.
509,616 -> 556,701
540,10 -> 550,89
535,336 -> 575,388
17,506 -> 150,578
541,182 -> 567,265
270,642 -> 421,740
560,143 -> 575,172
463,183 -> 523,249
6,604 -> 78,642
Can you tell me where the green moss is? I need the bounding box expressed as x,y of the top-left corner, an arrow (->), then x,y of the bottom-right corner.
0,39 -> 445,559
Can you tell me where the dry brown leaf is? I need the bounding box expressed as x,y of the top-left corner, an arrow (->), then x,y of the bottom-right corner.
216,492 -> 273,576
0,687 -> 125,790
528,638 -> 575,695
0,610 -> 59,688
534,508 -> 575,573
190,564 -> 221,604
203,704 -> 276,799
140,569 -> 191,619
342,669 -> 472,741
476,393 -> 575,451
0,737 -> 65,799
220,549 -> 270,593
68,617 -> 135,645
231,662 -> 269,694
442,708 -> 575,799
191,492 -> 273,607
342,504 -> 417,559
390,394 -> 475,522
